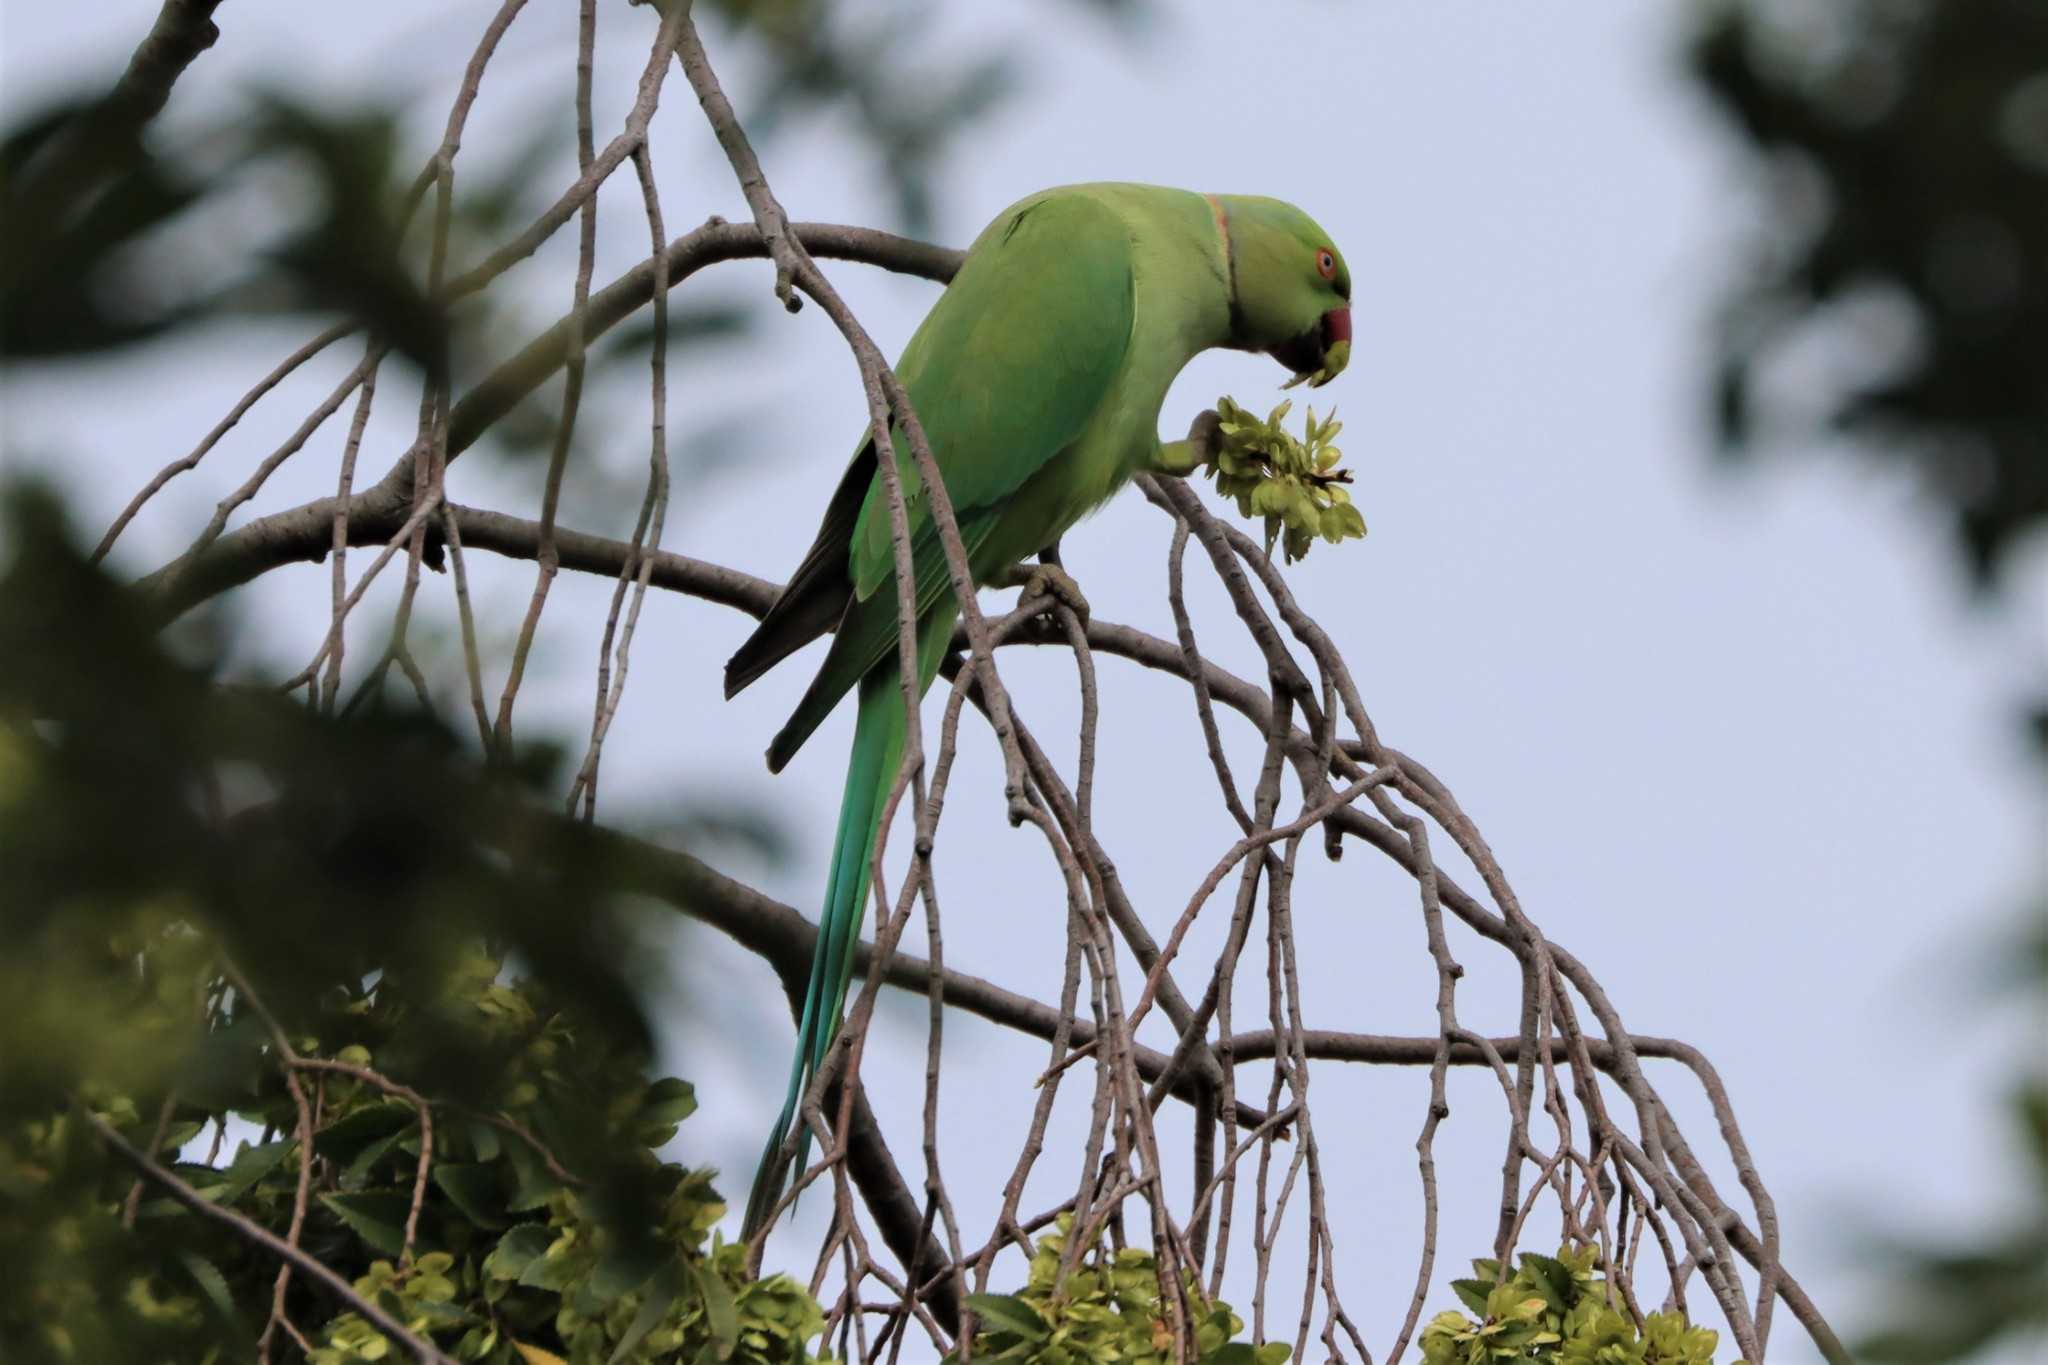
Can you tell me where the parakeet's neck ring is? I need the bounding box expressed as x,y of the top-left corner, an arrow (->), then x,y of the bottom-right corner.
1205,193 -> 1244,340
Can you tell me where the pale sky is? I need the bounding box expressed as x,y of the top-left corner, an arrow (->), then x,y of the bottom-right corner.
3,3 -> 2043,1362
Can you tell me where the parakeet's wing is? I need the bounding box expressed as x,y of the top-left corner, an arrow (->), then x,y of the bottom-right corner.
843,190 -> 1136,598
732,190 -> 1136,770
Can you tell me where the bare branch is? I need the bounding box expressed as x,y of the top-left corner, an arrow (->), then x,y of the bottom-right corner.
137,222 -> 959,618
95,324 -> 357,564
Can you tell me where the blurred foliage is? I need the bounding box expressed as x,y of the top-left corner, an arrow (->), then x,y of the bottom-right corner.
955,1215 -> 1287,1365
1,941 -> 830,1365
0,485 -> 1292,1361
1419,1245 -> 1725,1365
1,0 -> 1144,374
0,482 -> 832,1361
1692,9 -> 2048,1361
1854,913 -> 2048,1364
1207,397 -> 1365,563
1690,0 -> 2048,589
0,484 -> 660,1062
0,93 -> 208,357
0,92 -> 461,376
0,0 -> 1158,551
278,961 -> 825,1365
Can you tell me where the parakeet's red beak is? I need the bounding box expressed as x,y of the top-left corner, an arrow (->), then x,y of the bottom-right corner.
1301,306 -> 1352,387
1323,306 -> 1351,350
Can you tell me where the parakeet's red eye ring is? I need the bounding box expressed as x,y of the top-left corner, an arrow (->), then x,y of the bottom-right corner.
1316,249 -> 1337,280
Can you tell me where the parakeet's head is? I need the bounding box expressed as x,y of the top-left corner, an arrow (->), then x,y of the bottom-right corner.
1211,195 -> 1351,388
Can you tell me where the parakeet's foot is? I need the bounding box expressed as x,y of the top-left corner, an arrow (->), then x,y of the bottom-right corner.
1020,562 -> 1090,628
1186,408 -> 1223,467
1156,408 -> 1225,476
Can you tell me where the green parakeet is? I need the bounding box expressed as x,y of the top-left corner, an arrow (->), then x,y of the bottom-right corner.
727,182 -> 1351,1236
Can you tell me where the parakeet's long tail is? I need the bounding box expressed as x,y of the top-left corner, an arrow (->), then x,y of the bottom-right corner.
741,663 -> 906,1239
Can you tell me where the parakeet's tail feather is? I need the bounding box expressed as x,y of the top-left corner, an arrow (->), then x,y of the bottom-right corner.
725,588 -> 846,702
724,441 -> 878,701
765,660 -> 855,774
741,666 -> 904,1238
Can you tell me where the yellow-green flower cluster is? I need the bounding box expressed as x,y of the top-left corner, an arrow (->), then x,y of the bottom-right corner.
1420,1245 -> 1730,1365
1207,396 -> 1366,563
954,1214 -> 1289,1365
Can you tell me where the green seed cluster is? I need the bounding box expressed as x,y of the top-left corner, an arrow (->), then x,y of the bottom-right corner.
955,1214 -> 1289,1365
1421,1244 -> 1729,1365
1206,396 -> 1366,563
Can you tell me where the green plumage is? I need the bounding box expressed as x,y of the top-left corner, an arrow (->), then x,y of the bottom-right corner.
728,183 -> 1350,1237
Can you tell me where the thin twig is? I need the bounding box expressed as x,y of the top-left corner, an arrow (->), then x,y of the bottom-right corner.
82,1107 -> 455,1365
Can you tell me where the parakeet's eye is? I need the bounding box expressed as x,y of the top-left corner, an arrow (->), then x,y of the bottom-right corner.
1316,249 -> 1337,280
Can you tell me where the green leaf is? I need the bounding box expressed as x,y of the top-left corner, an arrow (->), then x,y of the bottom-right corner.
1450,1279 -> 1493,1317
160,1117 -> 205,1151
501,1127 -> 563,1212
342,1121 -> 417,1187
608,1260 -> 680,1364
319,1190 -> 410,1256
637,1077 -> 698,1138
176,1249 -> 251,1349
483,1224 -> 551,1281
966,1293 -> 1051,1342
467,1117 -> 503,1163
1515,1252 -> 1572,1309
210,1136 -> 298,1203
431,1161 -> 509,1230
693,1258 -> 740,1359
516,1230 -> 586,1291
588,1241 -> 664,1302
315,1100 -> 418,1164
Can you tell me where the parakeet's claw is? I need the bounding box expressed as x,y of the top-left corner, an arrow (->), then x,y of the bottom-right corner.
1187,408 -> 1224,467
1021,562 -> 1090,628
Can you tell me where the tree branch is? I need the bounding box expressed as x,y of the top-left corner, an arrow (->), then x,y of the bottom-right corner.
605,826 -> 1790,1124
207,489 -> 1822,1324
8,1 -> 228,247
83,1105 -> 455,1364
601,824 -> 1270,1135
137,221 -> 961,618
125,477 -> 1841,1357
101,0 -> 226,128
610,813 -> 1844,1354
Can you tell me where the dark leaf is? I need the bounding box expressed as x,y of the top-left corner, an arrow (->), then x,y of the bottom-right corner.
965,1293 -> 1050,1342
209,1137 -> 298,1204
432,1161 -> 510,1230
319,1190 -> 411,1257
315,1100 -> 419,1166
